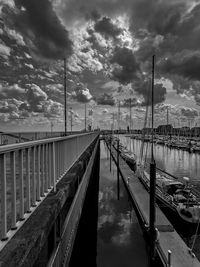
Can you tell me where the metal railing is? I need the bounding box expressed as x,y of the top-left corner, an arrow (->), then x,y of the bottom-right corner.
0,132 -> 99,242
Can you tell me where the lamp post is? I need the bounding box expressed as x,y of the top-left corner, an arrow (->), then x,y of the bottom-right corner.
64,58 -> 67,135
85,103 -> 87,131
70,107 -> 73,133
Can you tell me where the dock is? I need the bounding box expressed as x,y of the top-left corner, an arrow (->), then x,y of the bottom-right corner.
106,140 -> 200,267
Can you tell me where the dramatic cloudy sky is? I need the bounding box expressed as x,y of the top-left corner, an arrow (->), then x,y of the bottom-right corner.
0,0 -> 200,131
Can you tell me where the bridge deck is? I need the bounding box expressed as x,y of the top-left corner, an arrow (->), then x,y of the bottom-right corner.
108,142 -> 200,267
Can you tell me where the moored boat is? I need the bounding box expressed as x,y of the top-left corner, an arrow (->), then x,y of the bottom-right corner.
112,140 -> 137,172
137,166 -> 200,225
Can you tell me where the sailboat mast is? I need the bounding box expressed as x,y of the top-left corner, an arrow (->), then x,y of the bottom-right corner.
167,106 -> 169,125
129,98 -> 132,132
149,55 -> 156,263
118,100 -> 120,132
151,55 -> 155,161
112,112 -> 115,132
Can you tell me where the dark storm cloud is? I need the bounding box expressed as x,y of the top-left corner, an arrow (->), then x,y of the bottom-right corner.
134,81 -> 167,106
129,0 -> 185,36
160,51 -> 200,81
11,0 -> 73,60
110,47 -> 140,85
94,17 -> 122,39
55,0 -> 133,25
85,10 -> 101,21
96,93 -> 115,106
175,4 -> 200,52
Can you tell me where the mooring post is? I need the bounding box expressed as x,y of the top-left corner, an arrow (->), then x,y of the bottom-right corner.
167,250 -> 172,267
117,139 -> 120,200
149,160 -> 156,265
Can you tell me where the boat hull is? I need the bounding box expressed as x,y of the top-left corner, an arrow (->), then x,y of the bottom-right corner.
121,155 -> 137,172
137,172 -> 200,237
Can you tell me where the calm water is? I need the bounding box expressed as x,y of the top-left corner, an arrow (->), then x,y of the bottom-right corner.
97,142 -> 148,267
118,135 -> 200,259
69,141 -> 149,267
119,135 -> 200,186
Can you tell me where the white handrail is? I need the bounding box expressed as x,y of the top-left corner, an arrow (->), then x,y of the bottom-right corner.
0,132 -> 99,242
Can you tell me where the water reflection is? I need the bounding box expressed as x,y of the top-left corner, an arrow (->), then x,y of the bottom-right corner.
119,136 -> 200,185
119,135 -> 200,260
97,142 -> 148,267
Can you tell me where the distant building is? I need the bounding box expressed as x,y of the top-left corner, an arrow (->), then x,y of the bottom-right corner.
156,124 -> 173,134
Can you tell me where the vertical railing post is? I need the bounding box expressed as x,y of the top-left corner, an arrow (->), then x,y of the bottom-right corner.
10,151 -> 17,230
48,143 -> 52,188
19,149 -> 25,220
25,148 -> 31,213
41,144 -> 45,197
36,145 -> 41,201
31,146 -> 36,207
52,142 -> 56,192
76,136 -> 78,159
0,153 -> 8,240
55,142 -> 58,181
45,144 -> 48,192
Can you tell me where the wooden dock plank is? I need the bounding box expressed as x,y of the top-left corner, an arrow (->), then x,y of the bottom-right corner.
108,143 -> 200,267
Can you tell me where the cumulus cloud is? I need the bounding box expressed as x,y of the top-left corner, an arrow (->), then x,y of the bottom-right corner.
26,84 -> 48,112
9,0 -> 73,60
0,43 -> 11,58
24,63 -> 34,69
72,83 -> 93,103
43,99 -> 63,118
181,107 -> 198,118
4,27 -> 25,46
0,83 -> 26,99
68,27 -> 104,73
110,46 -> 140,84
134,81 -> 167,106
0,101 -> 16,113
94,16 -> 122,39
121,98 -> 140,107
96,93 -> 115,106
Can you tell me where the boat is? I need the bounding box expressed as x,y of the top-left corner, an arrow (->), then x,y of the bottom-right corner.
112,140 -> 137,172
137,165 -> 200,225
120,147 -> 137,172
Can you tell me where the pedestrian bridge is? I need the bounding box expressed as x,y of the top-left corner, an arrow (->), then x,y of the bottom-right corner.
0,132 -> 100,267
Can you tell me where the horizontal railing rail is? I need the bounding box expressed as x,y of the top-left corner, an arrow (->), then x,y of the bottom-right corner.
0,132 -> 99,243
